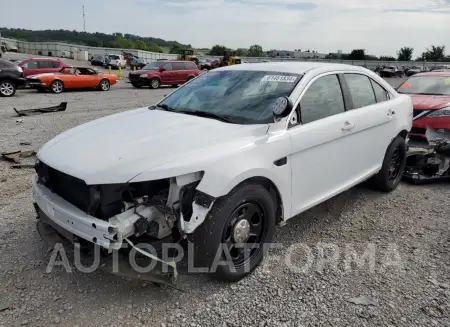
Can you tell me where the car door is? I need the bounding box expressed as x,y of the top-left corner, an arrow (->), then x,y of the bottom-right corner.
288,73 -> 359,216
341,73 -> 397,176
172,62 -> 187,83
21,60 -> 39,77
160,63 -> 174,85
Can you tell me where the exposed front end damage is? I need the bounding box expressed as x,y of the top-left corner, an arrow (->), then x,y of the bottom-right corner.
33,161 -> 216,283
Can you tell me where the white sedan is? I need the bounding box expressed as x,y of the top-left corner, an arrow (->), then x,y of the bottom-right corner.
32,62 -> 413,282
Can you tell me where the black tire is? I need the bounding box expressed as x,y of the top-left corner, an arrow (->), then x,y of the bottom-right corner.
98,79 -> 110,91
370,136 -> 406,192
150,78 -> 160,89
131,82 -> 142,88
50,80 -> 64,94
36,87 -> 46,93
192,183 -> 276,281
0,80 -> 16,97
171,84 -> 178,88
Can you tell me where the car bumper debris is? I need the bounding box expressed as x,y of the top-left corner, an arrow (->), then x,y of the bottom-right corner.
403,127 -> 450,184
14,102 -> 67,116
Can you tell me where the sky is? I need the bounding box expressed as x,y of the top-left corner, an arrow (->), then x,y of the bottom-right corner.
1,0 -> 449,56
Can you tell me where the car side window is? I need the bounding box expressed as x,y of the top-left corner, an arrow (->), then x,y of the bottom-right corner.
184,62 -> 196,70
345,74 -> 377,109
23,61 -> 38,69
163,63 -> 173,71
172,63 -> 185,71
370,79 -> 390,102
38,61 -> 54,69
299,74 -> 345,124
51,61 -> 60,68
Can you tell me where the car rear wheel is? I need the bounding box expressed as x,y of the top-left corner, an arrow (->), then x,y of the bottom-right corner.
50,80 -> 64,94
0,80 -> 16,97
99,79 -> 110,91
150,78 -> 160,89
370,136 -> 406,192
192,182 -> 276,281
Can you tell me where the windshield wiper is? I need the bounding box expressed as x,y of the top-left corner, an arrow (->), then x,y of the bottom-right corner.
152,104 -> 175,111
177,110 -> 237,123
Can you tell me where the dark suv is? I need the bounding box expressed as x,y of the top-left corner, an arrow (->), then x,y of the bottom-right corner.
0,59 -> 27,97
128,60 -> 201,89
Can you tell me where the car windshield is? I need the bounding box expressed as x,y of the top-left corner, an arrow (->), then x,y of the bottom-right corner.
142,62 -> 161,70
154,70 -> 302,124
109,55 -> 120,60
398,75 -> 450,95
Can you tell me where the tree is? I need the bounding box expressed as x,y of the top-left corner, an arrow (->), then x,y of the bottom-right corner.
419,45 -> 446,61
235,48 -> 248,56
148,43 -> 163,53
379,56 -> 396,61
169,43 -> 183,54
247,44 -> 264,57
397,47 -> 413,61
348,49 -> 365,60
209,45 -> 228,56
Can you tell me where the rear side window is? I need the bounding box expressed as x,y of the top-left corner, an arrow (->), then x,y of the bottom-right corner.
300,74 -> 345,124
370,79 -> 389,102
172,62 -> 185,70
345,74 -> 377,109
184,62 -> 197,70
38,60 -> 59,69
163,63 -> 173,71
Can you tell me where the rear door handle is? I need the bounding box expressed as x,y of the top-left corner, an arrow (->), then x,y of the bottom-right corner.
342,121 -> 355,131
388,109 -> 395,115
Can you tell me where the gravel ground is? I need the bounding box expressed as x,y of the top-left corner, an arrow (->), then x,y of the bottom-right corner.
0,53 -> 449,327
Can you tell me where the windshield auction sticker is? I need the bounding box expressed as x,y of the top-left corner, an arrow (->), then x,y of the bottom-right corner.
444,78 -> 450,85
261,75 -> 297,83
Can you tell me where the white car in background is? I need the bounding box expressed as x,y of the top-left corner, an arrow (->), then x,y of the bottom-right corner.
32,62 -> 413,282
104,54 -> 127,69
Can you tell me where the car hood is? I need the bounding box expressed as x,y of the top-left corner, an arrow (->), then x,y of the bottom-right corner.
37,108 -> 269,184
408,94 -> 450,110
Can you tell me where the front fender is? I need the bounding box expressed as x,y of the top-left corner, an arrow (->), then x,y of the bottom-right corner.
196,132 -> 292,219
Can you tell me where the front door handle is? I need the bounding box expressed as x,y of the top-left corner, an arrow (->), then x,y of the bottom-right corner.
388,109 -> 395,115
342,121 -> 355,131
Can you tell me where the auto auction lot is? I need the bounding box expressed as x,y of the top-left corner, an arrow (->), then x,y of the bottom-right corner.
0,59 -> 449,327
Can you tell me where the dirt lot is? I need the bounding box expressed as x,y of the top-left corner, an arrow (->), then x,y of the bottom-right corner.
0,54 -> 449,327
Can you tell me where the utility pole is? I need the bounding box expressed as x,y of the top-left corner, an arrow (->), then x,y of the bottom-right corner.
82,5 -> 86,32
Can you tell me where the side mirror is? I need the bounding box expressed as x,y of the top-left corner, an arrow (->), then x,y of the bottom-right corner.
272,96 -> 293,118
159,67 -> 166,72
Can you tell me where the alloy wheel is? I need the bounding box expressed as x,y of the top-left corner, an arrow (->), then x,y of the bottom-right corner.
0,82 -> 14,96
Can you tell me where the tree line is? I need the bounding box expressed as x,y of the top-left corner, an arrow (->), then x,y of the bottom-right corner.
1,28 -> 449,61
0,27 -> 189,54
326,46 -> 450,62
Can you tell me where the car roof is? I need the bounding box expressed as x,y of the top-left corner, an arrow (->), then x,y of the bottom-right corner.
214,62 -> 373,74
23,57 -> 62,61
414,71 -> 450,77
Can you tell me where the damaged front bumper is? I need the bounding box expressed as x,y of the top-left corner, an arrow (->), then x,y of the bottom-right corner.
32,175 -> 179,285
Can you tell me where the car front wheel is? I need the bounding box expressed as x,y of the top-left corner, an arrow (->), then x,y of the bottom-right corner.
150,78 -> 160,89
192,182 -> 276,281
370,135 -> 406,192
0,80 -> 16,97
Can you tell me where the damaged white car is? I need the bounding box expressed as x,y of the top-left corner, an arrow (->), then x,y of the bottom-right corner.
33,62 -> 413,282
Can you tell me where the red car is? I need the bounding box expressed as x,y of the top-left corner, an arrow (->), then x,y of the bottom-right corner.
397,71 -> 450,140
18,57 -> 66,77
128,60 -> 200,89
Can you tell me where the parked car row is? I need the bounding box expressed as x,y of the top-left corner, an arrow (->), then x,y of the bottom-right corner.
0,58 -> 119,96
